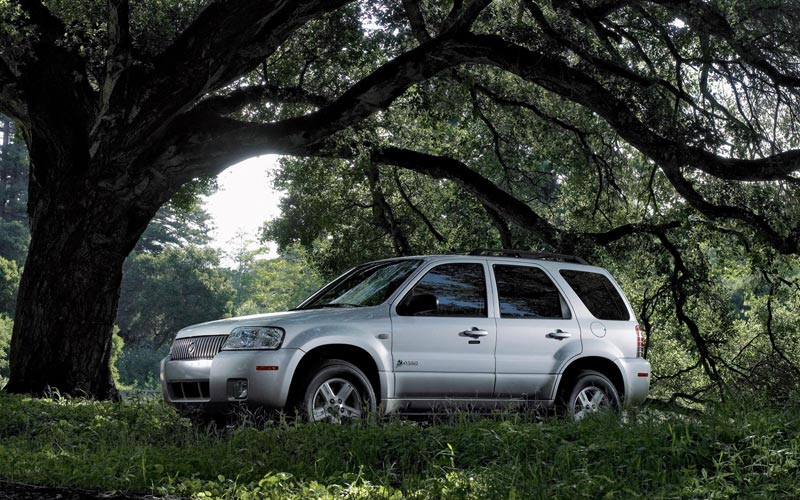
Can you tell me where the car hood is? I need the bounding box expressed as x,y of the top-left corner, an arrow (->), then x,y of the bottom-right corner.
173,306 -> 387,339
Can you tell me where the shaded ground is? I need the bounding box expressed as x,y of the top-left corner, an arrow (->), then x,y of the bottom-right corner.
0,481 -> 174,500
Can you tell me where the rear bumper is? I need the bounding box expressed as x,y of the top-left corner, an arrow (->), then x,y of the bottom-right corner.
617,357 -> 651,405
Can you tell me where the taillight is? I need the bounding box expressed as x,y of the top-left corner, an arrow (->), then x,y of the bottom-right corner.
635,324 -> 644,358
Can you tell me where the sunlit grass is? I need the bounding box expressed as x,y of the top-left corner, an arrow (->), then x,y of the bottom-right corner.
0,393 -> 798,499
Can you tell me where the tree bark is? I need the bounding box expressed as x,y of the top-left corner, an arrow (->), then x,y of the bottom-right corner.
4,145 -> 159,398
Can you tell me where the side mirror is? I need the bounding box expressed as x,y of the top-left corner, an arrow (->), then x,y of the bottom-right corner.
398,293 -> 438,316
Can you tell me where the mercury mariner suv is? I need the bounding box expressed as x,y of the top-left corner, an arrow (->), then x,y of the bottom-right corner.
161,249 -> 651,421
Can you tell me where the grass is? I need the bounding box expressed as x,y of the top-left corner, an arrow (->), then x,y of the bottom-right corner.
0,393 -> 799,499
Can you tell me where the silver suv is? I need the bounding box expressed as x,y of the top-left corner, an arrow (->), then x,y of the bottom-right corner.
161,249 -> 650,421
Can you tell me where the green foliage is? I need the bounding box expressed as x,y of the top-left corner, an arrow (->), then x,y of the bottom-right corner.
1,394 -> 800,498
167,177 -> 218,215
232,245 -> 323,315
0,314 -> 10,387
0,256 -> 19,315
116,246 -> 235,347
110,327 -> 124,388
0,220 -> 31,267
0,220 -> 28,264
133,202 -> 214,255
115,343 -> 169,390
264,156 -> 501,276
0,115 -> 30,268
0,116 -> 28,225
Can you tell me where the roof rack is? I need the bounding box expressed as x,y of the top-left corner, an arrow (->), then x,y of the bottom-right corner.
467,248 -> 589,265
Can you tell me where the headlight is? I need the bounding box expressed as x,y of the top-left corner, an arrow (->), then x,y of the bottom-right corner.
222,326 -> 285,350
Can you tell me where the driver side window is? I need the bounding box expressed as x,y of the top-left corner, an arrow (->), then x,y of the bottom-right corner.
397,263 -> 487,317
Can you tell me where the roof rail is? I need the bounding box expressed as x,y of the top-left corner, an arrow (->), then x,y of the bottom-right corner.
467,248 -> 589,265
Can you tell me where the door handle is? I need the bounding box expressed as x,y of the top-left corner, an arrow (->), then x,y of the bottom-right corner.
547,329 -> 571,340
460,327 -> 489,338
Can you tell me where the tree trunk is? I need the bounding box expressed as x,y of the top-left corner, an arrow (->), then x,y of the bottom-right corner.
3,148 -> 158,399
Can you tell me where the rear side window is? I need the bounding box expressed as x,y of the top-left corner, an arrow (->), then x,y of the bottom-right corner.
493,265 -> 569,319
559,270 -> 630,321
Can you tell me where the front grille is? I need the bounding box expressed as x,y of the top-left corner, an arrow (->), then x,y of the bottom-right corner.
169,381 -> 210,400
170,335 -> 228,360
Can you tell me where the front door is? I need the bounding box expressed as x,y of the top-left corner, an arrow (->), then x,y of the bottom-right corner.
391,261 -> 496,399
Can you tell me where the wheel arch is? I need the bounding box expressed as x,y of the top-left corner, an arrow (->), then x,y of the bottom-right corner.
287,344 -> 381,407
555,356 -> 625,401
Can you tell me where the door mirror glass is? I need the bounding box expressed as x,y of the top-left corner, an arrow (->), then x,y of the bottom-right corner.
397,293 -> 439,316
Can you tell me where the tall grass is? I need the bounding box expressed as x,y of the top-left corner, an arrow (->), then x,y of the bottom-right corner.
0,393 -> 798,499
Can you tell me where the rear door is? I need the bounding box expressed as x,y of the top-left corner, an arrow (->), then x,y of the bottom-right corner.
491,263 -> 581,400
391,261 -> 496,399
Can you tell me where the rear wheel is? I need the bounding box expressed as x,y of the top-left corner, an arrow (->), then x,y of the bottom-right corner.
562,370 -> 620,420
301,359 -> 376,423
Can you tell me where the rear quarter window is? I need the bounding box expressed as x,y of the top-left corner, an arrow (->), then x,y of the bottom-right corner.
559,270 -> 630,321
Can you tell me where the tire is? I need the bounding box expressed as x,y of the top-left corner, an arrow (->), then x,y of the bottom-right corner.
562,370 -> 621,421
301,359 -> 376,423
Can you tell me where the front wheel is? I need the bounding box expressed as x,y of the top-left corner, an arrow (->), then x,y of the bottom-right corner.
301,359 -> 376,423
562,370 -> 620,420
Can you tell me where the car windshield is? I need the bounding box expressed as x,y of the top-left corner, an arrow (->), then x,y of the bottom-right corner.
300,259 -> 422,309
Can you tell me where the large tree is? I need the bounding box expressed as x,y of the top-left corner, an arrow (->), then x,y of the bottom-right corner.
1,0 -> 799,398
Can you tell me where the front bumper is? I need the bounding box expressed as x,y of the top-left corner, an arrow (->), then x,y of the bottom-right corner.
160,348 -> 304,413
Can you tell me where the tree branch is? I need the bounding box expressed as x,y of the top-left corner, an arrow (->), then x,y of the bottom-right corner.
366,164 -> 412,255
451,33 -> 800,182
371,146 -> 562,247
524,0 -> 696,108
392,170 -> 445,244
107,0 -> 131,56
158,27 -> 800,256
129,0 -> 352,147
18,0 -> 66,46
653,0 -> 800,89
194,85 -> 331,116
401,0 -> 432,44
651,229 -> 725,390
482,204 -> 513,249
171,33 -> 486,165
369,146 -> 682,251
0,60 -> 24,121
441,0 -> 493,34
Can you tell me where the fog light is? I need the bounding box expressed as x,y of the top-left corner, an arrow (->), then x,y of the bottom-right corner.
229,379 -> 248,400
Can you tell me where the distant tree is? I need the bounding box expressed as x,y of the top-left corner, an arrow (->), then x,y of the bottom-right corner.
117,246 -> 235,347
133,180 -> 216,255
0,257 -> 19,316
232,245 -> 323,315
0,220 -> 28,266
0,115 -> 29,265
0,115 -> 27,224
0,315 -> 10,387
116,190 -> 217,345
